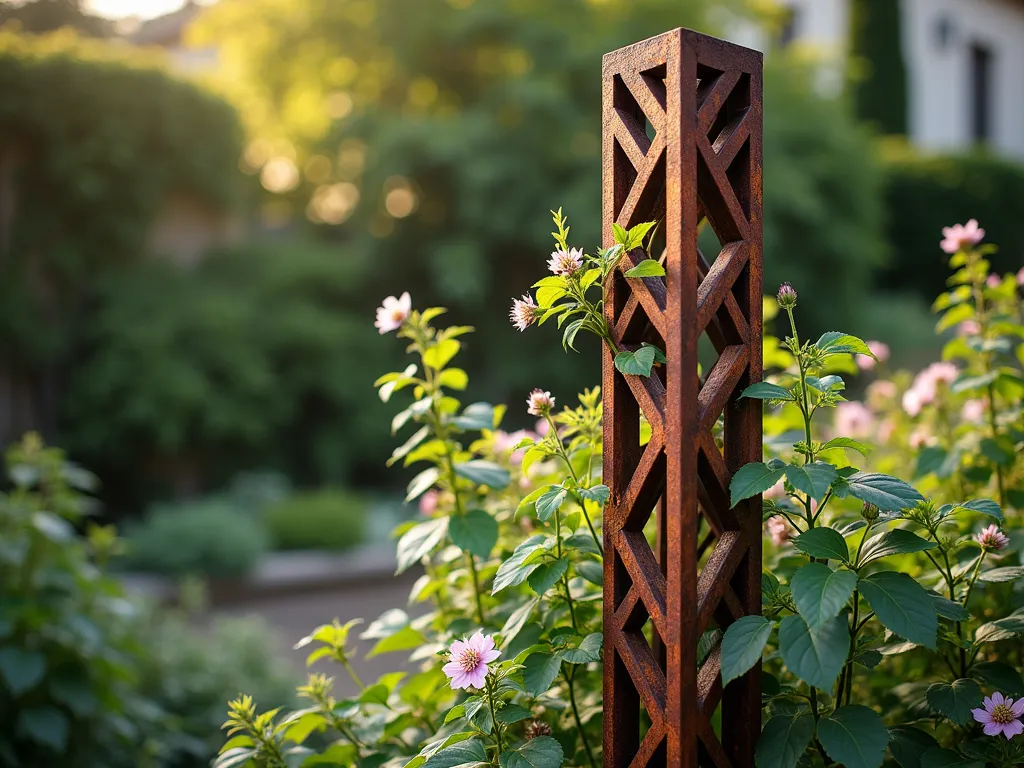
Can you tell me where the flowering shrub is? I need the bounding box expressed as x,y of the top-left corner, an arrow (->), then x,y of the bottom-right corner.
217,217 -> 1023,768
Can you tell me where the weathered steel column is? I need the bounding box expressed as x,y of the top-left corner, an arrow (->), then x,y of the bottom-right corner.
601,29 -> 763,767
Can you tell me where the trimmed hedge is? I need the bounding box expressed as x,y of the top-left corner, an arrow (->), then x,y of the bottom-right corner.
848,0 -> 908,135
879,145 -> 1024,300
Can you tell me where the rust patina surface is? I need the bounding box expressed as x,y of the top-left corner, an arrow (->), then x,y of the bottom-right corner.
601,28 -> 764,767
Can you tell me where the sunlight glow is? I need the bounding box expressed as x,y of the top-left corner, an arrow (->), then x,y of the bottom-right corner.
85,0 -> 203,20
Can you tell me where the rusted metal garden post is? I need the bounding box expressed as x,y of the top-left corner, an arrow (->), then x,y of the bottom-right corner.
601,28 -> 763,767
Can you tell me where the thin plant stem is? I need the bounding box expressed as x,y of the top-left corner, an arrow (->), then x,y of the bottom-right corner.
565,667 -> 598,768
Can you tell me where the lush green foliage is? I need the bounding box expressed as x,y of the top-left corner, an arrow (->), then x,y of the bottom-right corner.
219,212 -> 1023,767
879,146 -> 1024,302
0,0 -> 111,36
848,0 -> 908,135
0,435 -> 293,767
264,489 -> 367,552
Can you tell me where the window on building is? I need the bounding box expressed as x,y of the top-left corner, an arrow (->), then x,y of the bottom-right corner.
970,42 -> 993,144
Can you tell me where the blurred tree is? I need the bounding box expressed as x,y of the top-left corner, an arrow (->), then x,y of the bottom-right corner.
848,0 -> 908,135
0,0 -> 111,36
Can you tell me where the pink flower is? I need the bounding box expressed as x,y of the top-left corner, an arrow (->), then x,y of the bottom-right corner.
972,692 -> 1024,739
940,219 -> 985,254
975,524 -> 1010,552
526,389 -> 555,417
535,418 -> 550,437
987,273 -> 1002,289
777,282 -> 798,309
509,293 -> 540,332
961,399 -> 987,423
765,517 -> 790,547
904,362 -> 959,415
493,429 -> 534,463
878,418 -> 895,443
958,320 -> 982,337
835,401 -> 875,438
442,631 -> 500,690
374,292 -> 412,334
909,427 -> 932,449
857,341 -> 890,371
1017,267 -> 1024,286
866,380 -> 897,406
419,489 -> 439,516
547,248 -> 584,277
763,480 -> 786,501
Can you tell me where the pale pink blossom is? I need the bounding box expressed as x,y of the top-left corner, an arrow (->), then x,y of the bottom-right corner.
857,341 -> 890,371
975,524 -> 1010,552
835,401 -> 875,438
764,480 -> 786,500
909,427 -> 932,449
902,389 -> 923,417
961,399 -> 987,423
547,248 -> 584,277
972,692 -> 1024,739
442,631 -> 500,690
940,219 -> 985,254
877,418 -> 895,443
493,429 -> 534,463
866,380 -> 897,405
987,273 -> 1002,289
765,516 -> 790,547
903,362 -> 959,415
374,292 -> 412,334
958,320 -> 982,337
419,489 -> 439,516
509,293 -> 540,332
535,418 -> 550,437
1017,267 -> 1024,286
526,389 -> 555,417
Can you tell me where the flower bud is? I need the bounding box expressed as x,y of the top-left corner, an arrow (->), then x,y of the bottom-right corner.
525,721 -> 553,740
526,389 -> 555,417
861,502 -> 880,522
777,282 -> 798,309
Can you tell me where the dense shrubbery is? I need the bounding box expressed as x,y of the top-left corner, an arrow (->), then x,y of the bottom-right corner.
218,215 -> 1023,768
879,146 -> 1024,302
264,489 -> 367,552
0,435 -> 293,767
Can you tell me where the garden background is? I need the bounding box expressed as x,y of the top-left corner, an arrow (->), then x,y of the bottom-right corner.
0,0 -> 1022,764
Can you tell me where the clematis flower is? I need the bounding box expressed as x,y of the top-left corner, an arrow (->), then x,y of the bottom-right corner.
526,389 -> 555,417
972,692 -> 1024,739
857,341 -> 890,371
442,631 -> 500,690
975,524 -> 1010,552
374,292 -> 411,334
940,219 -> 985,254
547,248 -> 584,277
509,293 -> 540,332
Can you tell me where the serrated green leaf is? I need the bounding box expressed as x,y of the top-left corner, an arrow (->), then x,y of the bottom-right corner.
730,462 -> 786,508
926,679 -> 983,726
448,509 -> 498,559
791,563 -> 857,630
740,382 -> 796,401
0,648 -> 45,697
889,726 -> 941,768
977,566 -> 1024,583
831,472 -> 924,512
755,713 -> 815,768
818,706 -> 888,768
859,529 -> 937,566
523,653 -> 562,696
535,487 -> 567,522
499,736 -> 563,768
624,259 -> 665,278
792,527 -> 850,563
395,517 -> 448,574
721,615 -> 772,686
859,571 -> 937,649
527,558 -> 568,596
784,462 -> 837,501
778,614 -> 848,690
454,460 -> 510,489
492,536 -> 546,594
819,437 -> 872,456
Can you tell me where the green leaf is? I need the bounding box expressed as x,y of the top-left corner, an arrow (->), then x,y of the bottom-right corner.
527,558 -> 568,596
443,705 -> 466,725
741,382 -> 796,401
523,652 -> 562,696
438,368 -> 469,390
405,467 -> 440,502
18,707 -> 69,752
831,472 -> 924,512
975,616 -> 1024,642
784,462 -> 837,501
730,462 -> 786,507
560,633 -> 603,664
930,594 -> 970,622
977,566 -> 1024,583
778,614 -> 848,690
0,648 -> 45,696
451,402 -> 497,431
448,509 -> 498,559
915,446 -> 948,478
423,339 -> 460,370
818,706 -> 888,768
920,747 -> 981,768
495,704 -> 533,725
535,487 -> 567,522
455,460 -> 510,489
624,259 -> 665,278
358,683 -> 390,706
791,563 -> 857,630
859,529 -> 937,566
50,674 -> 97,717
499,598 -> 539,647
579,484 -> 610,506
492,536 -> 546,594
948,499 -> 1003,522
819,437 -> 872,457
720,615 -> 772,686
388,426 -> 431,466
926,679 -> 983,726
951,371 -> 999,394
367,625 -> 428,658
499,736 -> 563,768
859,571 -> 938,649
613,345 -> 662,377
423,739 -> 487,768
395,517 -> 448,574
755,713 -> 815,768
816,332 -> 873,357
792,528 -> 850,563
889,726 -> 941,768
971,661 -> 1024,696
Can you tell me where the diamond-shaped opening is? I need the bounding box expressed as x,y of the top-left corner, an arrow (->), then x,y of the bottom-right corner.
706,72 -> 751,147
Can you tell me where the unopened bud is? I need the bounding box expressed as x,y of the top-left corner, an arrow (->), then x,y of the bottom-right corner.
777,282 -> 798,309
525,720 -> 552,740
861,502 -> 880,522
